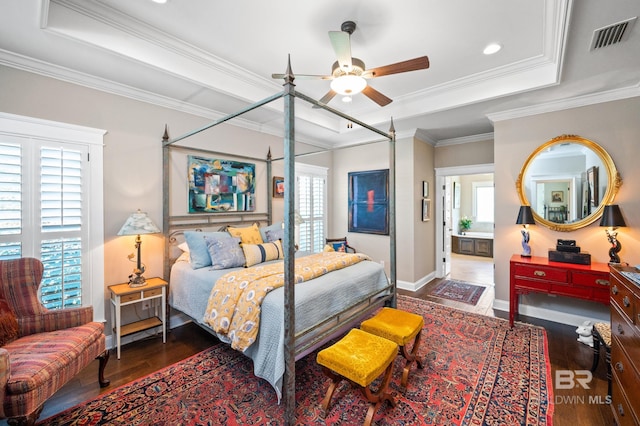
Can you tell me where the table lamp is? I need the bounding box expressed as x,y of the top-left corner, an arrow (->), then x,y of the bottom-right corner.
516,206 -> 535,257
117,209 -> 161,287
599,204 -> 626,264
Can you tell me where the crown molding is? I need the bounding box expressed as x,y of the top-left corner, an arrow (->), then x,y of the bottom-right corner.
414,129 -> 437,145
487,84 -> 640,123
436,132 -> 494,146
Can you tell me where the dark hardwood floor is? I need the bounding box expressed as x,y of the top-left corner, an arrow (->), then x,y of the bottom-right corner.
21,253 -> 613,425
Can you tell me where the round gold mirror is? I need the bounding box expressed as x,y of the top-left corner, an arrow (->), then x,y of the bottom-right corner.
516,134 -> 622,231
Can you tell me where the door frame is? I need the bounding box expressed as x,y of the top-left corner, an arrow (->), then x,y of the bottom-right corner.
435,163 -> 495,278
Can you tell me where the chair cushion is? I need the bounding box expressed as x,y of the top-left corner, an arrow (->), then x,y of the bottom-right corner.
2,322 -> 104,394
593,322 -> 611,347
361,307 -> 424,346
0,297 -> 19,346
317,328 -> 397,388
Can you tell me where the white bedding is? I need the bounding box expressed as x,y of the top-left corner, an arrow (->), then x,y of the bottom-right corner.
169,254 -> 390,401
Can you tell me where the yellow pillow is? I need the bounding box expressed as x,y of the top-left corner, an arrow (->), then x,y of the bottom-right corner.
242,240 -> 284,267
227,223 -> 264,245
323,244 -> 335,252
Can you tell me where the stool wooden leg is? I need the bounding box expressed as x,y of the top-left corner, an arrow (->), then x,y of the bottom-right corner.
590,331 -> 601,372
401,329 -> 425,387
605,347 -> 612,398
362,361 -> 396,426
320,367 -> 342,417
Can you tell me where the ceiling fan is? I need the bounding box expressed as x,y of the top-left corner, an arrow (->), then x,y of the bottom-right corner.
272,21 -> 429,107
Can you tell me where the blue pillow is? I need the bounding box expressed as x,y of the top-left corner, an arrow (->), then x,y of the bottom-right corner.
260,221 -> 283,242
264,228 -> 284,243
331,242 -> 347,252
184,231 -> 230,269
206,236 -> 245,270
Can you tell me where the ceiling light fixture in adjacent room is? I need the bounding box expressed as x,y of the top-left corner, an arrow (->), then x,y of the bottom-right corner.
483,43 -> 502,55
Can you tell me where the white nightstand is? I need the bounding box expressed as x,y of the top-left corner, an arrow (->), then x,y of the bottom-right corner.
108,277 -> 167,359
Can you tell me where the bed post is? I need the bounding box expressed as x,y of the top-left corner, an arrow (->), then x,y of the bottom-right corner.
389,119 -> 397,308
267,148 -> 273,224
282,56 -> 297,425
162,126 -> 171,329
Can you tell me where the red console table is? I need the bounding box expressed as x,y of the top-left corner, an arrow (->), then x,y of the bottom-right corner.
509,254 -> 610,327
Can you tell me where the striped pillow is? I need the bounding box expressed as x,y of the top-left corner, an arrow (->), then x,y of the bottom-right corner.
242,240 -> 284,267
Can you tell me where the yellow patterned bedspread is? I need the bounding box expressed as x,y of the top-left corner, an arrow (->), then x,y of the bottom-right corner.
203,251 -> 370,352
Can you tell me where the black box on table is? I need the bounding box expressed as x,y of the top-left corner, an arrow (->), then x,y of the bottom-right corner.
548,250 -> 591,265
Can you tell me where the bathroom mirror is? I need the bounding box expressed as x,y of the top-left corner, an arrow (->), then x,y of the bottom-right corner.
516,134 -> 622,231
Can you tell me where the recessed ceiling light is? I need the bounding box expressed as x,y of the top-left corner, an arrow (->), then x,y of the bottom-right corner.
342,96 -> 352,103
151,0 -> 167,4
483,43 -> 502,55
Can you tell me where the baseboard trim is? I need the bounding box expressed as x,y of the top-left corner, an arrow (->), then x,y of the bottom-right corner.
493,298 -> 608,327
397,271 -> 436,292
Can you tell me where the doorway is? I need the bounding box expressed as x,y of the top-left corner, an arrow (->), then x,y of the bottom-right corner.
435,164 -> 495,286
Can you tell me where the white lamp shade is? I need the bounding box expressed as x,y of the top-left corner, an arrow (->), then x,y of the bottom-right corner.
117,210 -> 161,236
330,75 -> 367,95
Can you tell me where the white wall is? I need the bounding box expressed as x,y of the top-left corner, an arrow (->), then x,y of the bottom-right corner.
0,65 -> 330,334
331,135 -> 435,287
493,96 -> 640,324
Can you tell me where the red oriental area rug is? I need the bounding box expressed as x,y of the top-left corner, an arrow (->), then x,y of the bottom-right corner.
39,296 -> 553,425
430,279 -> 487,305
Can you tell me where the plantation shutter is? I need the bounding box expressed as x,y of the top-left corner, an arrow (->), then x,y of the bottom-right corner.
295,163 -> 327,253
39,146 -> 85,308
0,142 -> 22,259
0,112 -> 107,316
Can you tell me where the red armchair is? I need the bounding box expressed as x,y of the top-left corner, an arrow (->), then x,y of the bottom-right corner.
0,258 -> 109,425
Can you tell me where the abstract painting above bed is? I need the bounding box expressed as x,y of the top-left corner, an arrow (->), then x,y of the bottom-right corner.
187,155 -> 255,213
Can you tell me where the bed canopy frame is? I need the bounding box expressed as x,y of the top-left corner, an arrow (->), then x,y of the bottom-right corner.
162,58 -> 397,425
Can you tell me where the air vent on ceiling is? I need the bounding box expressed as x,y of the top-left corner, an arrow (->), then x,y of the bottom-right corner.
590,17 -> 637,51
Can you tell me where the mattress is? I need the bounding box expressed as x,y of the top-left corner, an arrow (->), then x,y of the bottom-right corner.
169,254 -> 391,401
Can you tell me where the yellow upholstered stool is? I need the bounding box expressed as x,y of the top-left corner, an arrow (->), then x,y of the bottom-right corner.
316,328 -> 398,426
360,307 -> 425,387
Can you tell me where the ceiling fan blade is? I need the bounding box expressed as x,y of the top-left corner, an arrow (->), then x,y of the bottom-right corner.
329,30 -> 353,72
364,56 -> 430,78
271,73 -> 332,80
312,90 -> 338,108
362,86 -> 393,106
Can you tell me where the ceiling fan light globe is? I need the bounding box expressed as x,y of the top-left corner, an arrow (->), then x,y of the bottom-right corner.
330,75 -> 367,96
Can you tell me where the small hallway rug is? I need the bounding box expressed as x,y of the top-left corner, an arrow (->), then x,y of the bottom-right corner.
38,296 -> 553,425
429,279 -> 487,305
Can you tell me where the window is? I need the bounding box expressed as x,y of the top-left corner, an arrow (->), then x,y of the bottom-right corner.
472,181 -> 494,223
295,163 -> 327,253
0,113 -> 105,320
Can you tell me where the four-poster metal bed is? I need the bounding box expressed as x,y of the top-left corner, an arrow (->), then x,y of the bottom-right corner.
162,58 -> 397,425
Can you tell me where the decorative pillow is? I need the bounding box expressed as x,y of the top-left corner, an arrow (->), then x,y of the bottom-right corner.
0,298 -> 19,347
178,242 -> 190,252
227,223 -> 264,245
176,251 -> 191,263
184,231 -> 231,269
242,240 -> 284,267
264,228 -> 284,243
323,244 -> 335,252
331,241 -> 347,252
206,236 -> 245,270
260,221 -> 284,242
